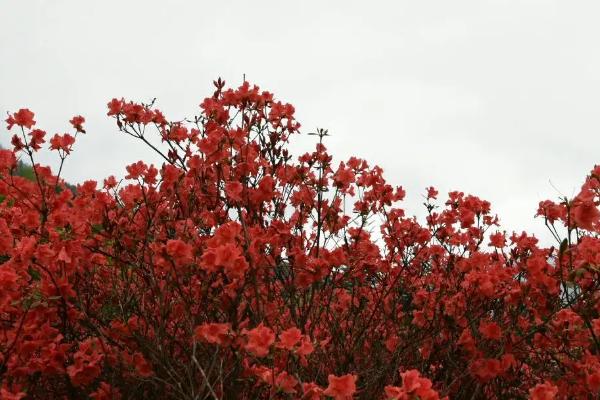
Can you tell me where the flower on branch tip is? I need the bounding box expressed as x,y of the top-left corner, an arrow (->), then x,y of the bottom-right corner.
571,191 -> 600,231
107,98 -> 124,116
28,129 -> 46,151
49,133 -> 76,154
70,115 -> 86,133
6,108 -> 35,130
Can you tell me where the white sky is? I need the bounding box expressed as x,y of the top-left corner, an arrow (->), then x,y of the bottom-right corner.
2,0 -> 600,244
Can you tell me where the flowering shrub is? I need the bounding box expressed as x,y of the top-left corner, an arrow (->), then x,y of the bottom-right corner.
1,79 -> 600,399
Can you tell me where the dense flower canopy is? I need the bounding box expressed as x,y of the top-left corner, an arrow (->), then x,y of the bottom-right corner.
1,80 -> 600,399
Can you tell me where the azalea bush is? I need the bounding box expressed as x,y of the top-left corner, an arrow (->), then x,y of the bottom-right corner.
1,80 -> 600,399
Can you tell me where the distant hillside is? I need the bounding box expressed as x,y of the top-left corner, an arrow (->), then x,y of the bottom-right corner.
10,158 -> 76,193
15,160 -> 36,181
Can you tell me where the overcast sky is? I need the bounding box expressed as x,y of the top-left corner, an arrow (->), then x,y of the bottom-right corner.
2,0 -> 600,244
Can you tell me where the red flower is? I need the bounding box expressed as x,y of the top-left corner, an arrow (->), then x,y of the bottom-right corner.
90,382 -> 122,400
57,246 -> 72,264
165,239 -> 194,265
587,371 -> 600,392
295,337 -> 314,357
49,133 -> 76,154
194,323 -> 231,345
426,186 -> 438,200
401,370 -> 434,394
167,124 -> 188,142
489,231 -> 506,248
387,370 -> 441,400
125,160 -> 148,180
244,324 -> 275,357
67,339 -> 104,387
28,129 -> 46,151
7,108 -> 35,129
384,385 -> 402,399
385,335 -> 399,352
70,115 -> 86,133
471,358 -> 502,381
103,175 -> 118,189
11,134 -> 24,151
333,163 -> 355,191
323,374 -> 357,400
479,321 -> 502,341
278,327 -> 302,350
275,371 -> 298,394
225,181 -> 243,202
0,267 -> 18,289
301,382 -> 324,400
107,98 -> 124,116
572,194 -> 600,231
529,381 -> 558,400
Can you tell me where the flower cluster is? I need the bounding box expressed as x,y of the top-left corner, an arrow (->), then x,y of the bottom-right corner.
1,80 -> 600,399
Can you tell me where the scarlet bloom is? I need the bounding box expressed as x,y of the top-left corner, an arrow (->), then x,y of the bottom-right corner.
275,371 -> 298,394
167,124 -> 188,142
49,133 -> 76,154
537,200 -> 566,223
333,163 -> 355,190
587,371 -> 600,392
489,231 -> 506,248
107,98 -> 124,116
529,381 -> 558,400
479,321 -> 502,340
70,115 -> 86,133
385,335 -> 399,352
122,103 -> 149,124
6,108 -> 35,130
278,327 -> 302,350
103,175 -> 118,189
401,369 -> 426,393
0,267 -> 18,289
471,358 -> 502,381
11,134 -> 24,151
125,160 -> 148,180
67,338 -> 104,387
572,195 -> 600,231
301,382 -> 324,400
294,337 -> 313,357
426,186 -> 438,200
403,370 -> 437,396
384,385 -> 402,399
28,129 -> 46,151
323,374 -> 357,400
90,382 -> 122,400
165,239 -> 194,264
244,324 -> 275,357
225,181 -> 243,202
194,323 -> 231,345
384,370 -> 441,400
